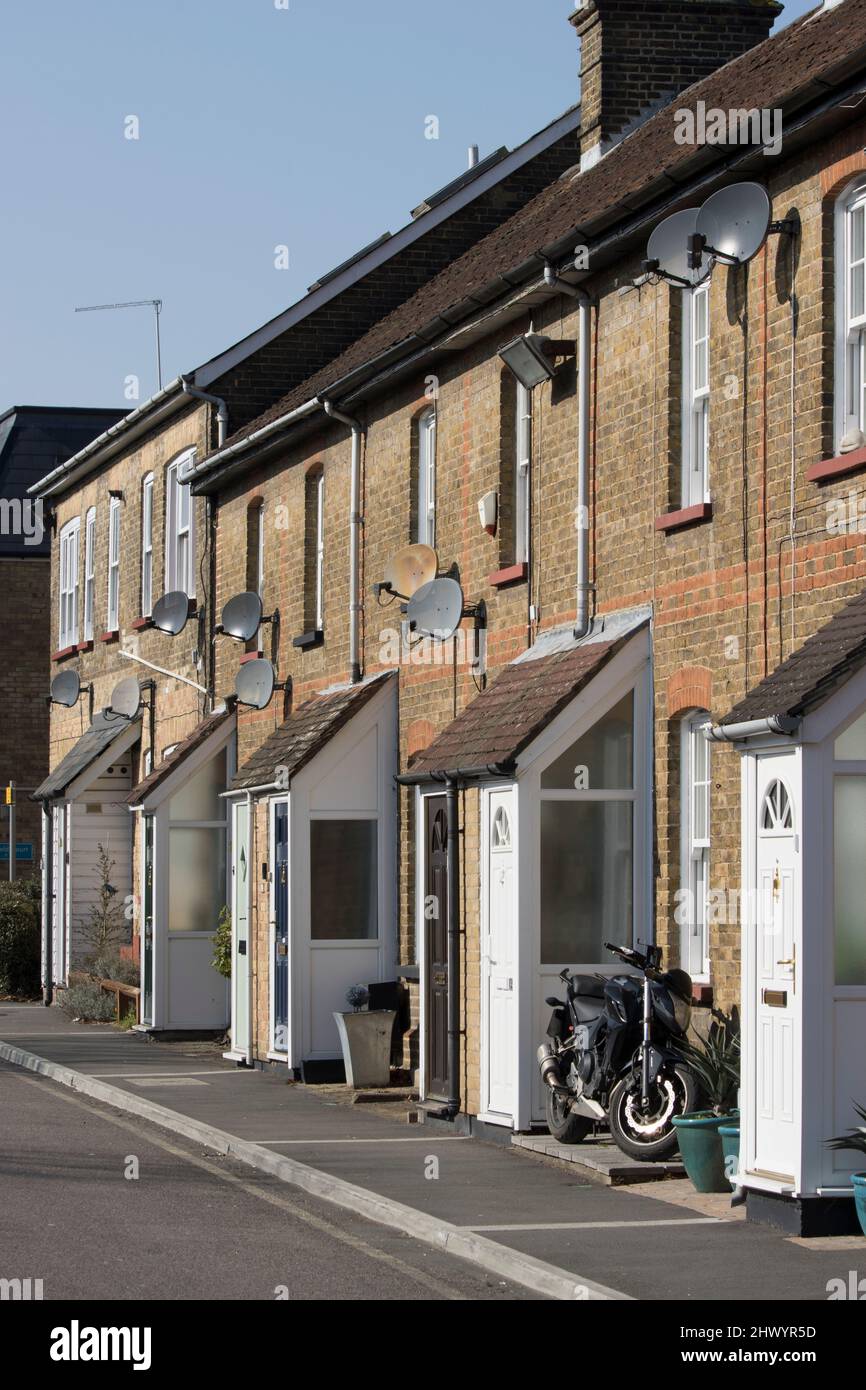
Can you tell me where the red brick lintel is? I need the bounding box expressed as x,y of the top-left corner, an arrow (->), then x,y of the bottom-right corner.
807,445 -> 866,484
488,562 -> 528,588
655,502 -> 713,534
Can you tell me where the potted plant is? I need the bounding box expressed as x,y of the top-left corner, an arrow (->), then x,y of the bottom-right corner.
671,1023 -> 740,1193
333,985 -> 396,1089
827,1104 -> 866,1236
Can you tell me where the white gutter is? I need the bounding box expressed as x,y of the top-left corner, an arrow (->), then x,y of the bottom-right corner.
180,377 -> 229,447
321,399 -> 363,683
118,648 -> 209,695
220,781 -> 281,798
544,266 -> 592,638
708,715 -> 801,742
188,398 -> 321,483
29,377 -> 185,498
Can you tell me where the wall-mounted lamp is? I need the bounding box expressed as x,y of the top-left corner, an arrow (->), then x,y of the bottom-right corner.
498,333 -> 575,390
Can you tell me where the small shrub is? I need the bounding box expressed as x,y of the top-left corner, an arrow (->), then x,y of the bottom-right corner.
212,905 -> 231,979
0,878 -> 41,997
345,984 -> 369,1012
60,982 -> 116,1023
117,1007 -> 138,1031
77,845 -> 129,959
88,950 -> 139,986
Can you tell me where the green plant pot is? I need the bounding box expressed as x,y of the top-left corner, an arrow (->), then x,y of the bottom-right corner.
719,1123 -> 740,1188
852,1174 -> 866,1237
672,1111 -> 731,1192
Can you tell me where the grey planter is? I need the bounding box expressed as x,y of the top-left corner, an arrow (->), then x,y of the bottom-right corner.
333,1009 -> 396,1088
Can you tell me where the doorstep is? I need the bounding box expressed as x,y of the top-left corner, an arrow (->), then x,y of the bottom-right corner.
512,1134 -> 685,1186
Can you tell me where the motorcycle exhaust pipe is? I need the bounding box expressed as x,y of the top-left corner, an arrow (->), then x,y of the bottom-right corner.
537,1043 -> 566,1092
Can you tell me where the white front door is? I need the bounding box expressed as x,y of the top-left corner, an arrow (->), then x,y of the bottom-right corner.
753,757 -> 799,1180
483,790 -> 517,1122
51,804 -> 67,986
231,800 -> 251,1062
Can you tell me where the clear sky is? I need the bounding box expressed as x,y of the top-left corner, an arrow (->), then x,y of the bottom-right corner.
1,0 -> 818,411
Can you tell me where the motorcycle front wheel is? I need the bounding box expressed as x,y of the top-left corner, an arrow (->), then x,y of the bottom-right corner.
545,1088 -> 594,1144
608,1064 -> 698,1161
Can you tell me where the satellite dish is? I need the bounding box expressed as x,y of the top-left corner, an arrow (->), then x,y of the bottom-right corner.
235,658 -> 275,711
221,592 -> 263,642
50,671 -> 81,708
646,209 -> 710,287
695,182 -> 770,265
383,544 -> 438,599
407,578 -> 464,641
151,590 -> 190,636
109,676 -> 142,720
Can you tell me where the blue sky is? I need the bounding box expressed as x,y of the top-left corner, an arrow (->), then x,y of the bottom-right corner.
1,0 -> 817,410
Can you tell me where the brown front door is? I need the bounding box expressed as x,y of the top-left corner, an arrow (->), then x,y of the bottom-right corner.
425,796 -> 449,1100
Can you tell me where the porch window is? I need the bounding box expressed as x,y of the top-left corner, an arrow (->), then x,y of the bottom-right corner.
59,517 -> 80,648
836,180 -> 866,445
141,474 -> 154,618
107,496 -> 121,631
165,449 -> 196,598
680,713 -> 711,979
682,284 -> 710,506
310,818 -> 377,940
83,508 -> 95,641
416,408 -> 436,547
833,714 -> 866,984
167,745 -> 229,932
539,689 -> 637,964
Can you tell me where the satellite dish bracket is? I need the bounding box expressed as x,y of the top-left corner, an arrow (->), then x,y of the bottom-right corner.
769,218 -> 797,238
641,257 -> 695,288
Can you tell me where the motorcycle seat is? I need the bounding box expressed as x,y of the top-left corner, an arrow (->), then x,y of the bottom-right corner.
573,996 -> 605,1023
572,975 -> 605,999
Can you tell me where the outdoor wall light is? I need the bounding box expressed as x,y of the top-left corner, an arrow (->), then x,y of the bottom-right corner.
498,332 -> 574,390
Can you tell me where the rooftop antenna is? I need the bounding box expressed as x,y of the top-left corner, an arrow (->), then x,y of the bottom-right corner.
75,298 -> 163,390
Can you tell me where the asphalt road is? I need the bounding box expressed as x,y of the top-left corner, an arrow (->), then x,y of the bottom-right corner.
0,1057 -> 537,1301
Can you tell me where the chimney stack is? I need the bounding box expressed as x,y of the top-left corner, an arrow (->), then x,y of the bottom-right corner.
571,0 -> 783,169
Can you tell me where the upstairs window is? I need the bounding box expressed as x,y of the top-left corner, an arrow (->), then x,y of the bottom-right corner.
304,468 -> 325,635
83,508 -> 95,642
682,284 -> 710,506
58,518 -> 80,648
141,474 -> 154,618
245,500 -> 265,651
107,496 -> 121,632
837,181 -> 866,446
515,383 -> 532,565
417,408 -> 436,547
165,449 -> 196,598
314,471 -> 325,632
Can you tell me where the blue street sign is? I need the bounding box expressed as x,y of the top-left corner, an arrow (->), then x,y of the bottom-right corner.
0,843 -> 33,862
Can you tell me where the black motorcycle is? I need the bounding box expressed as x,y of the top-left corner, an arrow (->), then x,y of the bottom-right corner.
537,942 -> 698,1161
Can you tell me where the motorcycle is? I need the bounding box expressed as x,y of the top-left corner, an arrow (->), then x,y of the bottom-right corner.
537,941 -> 698,1161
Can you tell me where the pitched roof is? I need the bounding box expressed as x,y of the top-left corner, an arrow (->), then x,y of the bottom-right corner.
406,618 -> 649,779
126,707 -> 233,807
206,0 -> 866,464
721,587 -> 866,726
231,673 -> 393,792
31,712 -> 140,801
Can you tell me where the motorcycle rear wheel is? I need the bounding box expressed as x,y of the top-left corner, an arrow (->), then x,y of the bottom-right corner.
545,1088 -> 594,1144
608,1064 -> 698,1162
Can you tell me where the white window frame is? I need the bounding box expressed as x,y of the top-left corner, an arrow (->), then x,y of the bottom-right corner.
682,284 -> 710,506
417,408 -> 436,547
83,508 -> 95,642
680,712 -> 711,981
58,518 -> 80,648
835,179 -> 866,448
256,501 -> 265,649
106,496 -> 121,632
314,471 -> 325,632
515,382 -> 531,565
141,474 -> 154,618
164,448 -> 196,598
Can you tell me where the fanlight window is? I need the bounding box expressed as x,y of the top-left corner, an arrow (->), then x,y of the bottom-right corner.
492,806 -> 511,851
760,779 -> 793,833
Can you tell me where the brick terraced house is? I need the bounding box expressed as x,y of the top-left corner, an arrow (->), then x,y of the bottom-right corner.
29,105 -> 585,1033
181,0 -> 866,1234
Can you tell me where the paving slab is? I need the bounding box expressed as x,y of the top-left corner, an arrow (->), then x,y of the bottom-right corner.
512,1133 -> 685,1184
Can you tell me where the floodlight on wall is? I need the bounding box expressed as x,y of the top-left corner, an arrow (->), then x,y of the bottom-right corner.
498,333 -> 575,390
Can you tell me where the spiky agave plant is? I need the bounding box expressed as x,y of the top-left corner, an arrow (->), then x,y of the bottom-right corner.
675,1023 -> 740,1115
827,1104 -> 866,1160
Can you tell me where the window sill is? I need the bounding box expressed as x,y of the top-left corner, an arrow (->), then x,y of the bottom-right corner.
292,630 -> 324,650
99,630 -> 120,644
398,964 -> 420,982
130,616 -> 153,632
655,502 -> 713,534
488,562 -> 528,589
806,445 -> 866,484
76,640 -> 94,653
52,644 -> 78,663
240,651 -> 263,664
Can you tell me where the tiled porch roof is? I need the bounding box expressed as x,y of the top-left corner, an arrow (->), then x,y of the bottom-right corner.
721,587 -> 866,725
406,617 -> 648,779
231,672 -> 393,792
126,707 -> 233,807
31,712 -> 140,801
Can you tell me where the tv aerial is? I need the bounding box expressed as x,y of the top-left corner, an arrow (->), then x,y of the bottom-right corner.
376,544 -> 438,602
643,209 -> 711,288
151,590 -> 192,637
108,674 -> 155,751
217,592 -> 279,644
233,657 -> 287,712
48,670 -> 93,718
